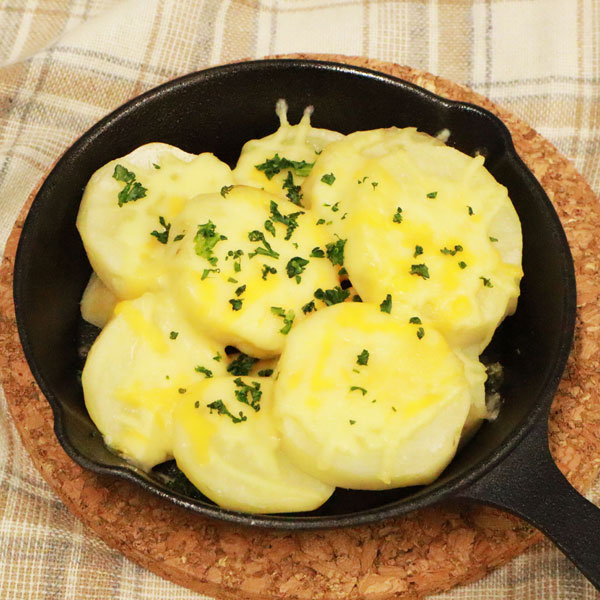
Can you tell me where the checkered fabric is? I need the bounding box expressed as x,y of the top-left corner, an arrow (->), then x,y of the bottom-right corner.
0,1 -> 599,599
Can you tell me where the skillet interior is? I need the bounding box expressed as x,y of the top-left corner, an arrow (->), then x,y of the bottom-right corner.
13,59 -> 575,528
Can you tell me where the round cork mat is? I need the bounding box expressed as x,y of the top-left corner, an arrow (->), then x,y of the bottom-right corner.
1,56 -> 599,600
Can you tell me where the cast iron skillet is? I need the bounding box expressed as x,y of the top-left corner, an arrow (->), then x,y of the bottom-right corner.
13,60 -> 599,589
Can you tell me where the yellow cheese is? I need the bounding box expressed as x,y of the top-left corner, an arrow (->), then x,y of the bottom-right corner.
80,272 -> 118,328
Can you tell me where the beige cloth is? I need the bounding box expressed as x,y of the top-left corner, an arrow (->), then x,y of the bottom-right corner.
0,1 -> 599,598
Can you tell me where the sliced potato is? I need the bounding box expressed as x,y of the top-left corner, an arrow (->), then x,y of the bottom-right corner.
77,143 -> 233,299
172,377 -> 335,513
80,272 -> 118,328
233,100 -> 343,202
303,127 -> 523,352
273,302 -> 471,489
166,186 -> 340,357
82,292 -> 228,471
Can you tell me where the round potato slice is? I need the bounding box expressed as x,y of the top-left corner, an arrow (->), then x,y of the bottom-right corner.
166,186 -> 340,357
172,377 -> 335,513
273,302 -> 472,490
82,292 -> 228,471
77,143 -> 233,299
233,100 -> 343,203
80,272 -> 118,328
302,127 -> 523,352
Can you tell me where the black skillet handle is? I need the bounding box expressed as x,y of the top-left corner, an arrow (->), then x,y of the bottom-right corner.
456,418 -> 600,590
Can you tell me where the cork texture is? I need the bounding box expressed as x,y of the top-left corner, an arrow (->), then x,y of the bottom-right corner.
0,56 -> 599,600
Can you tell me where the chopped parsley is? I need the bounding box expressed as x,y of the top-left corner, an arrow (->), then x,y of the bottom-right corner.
206,399 -> 246,423
393,207 -> 403,223
227,277 -> 238,283
264,219 -> 276,237
349,420 -> 356,425
356,349 -> 369,366
178,388 -> 187,394
417,327 -> 425,339
257,369 -> 274,377
326,237 -> 346,266
414,245 -> 423,257
286,257 -> 309,283
194,221 -> 226,265
227,353 -> 259,376
352,294 -> 362,302
213,352 -> 222,362
371,181 -> 379,190
150,216 -> 171,244
330,202 -> 340,212
489,236 -> 498,242
261,264 -> 277,280
282,171 -> 303,206
173,233 -> 185,242
269,201 -> 304,240
321,173 -> 336,185
255,154 -> 314,179
426,191 -> 438,199
112,164 -> 147,207
410,263 -> 430,279
349,386 -> 367,396
458,261 -> 467,269
270,306 -> 295,334
220,185 -> 234,198
480,277 -> 494,288
201,268 -> 220,280
248,230 -> 280,259
302,300 -> 316,314
409,317 -> 422,324
316,218 -> 326,225
234,284 -> 246,297
152,163 -> 161,169
380,294 -> 392,313
195,365 -> 213,378
338,267 -> 347,276
169,331 -> 179,340
468,206 -> 474,215
229,298 -> 243,311
314,286 -> 350,306
310,247 -> 325,258
440,245 -> 463,256
233,377 -> 262,412
357,176 -> 369,184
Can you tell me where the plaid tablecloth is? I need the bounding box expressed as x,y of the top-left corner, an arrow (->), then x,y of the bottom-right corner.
1,1 -> 599,598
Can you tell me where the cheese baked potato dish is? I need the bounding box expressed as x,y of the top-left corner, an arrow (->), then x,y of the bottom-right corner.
77,101 -> 522,513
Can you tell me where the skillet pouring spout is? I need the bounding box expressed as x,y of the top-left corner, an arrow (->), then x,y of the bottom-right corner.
456,417 -> 600,591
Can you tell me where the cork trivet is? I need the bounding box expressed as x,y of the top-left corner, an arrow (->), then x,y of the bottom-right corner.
1,56 -> 599,600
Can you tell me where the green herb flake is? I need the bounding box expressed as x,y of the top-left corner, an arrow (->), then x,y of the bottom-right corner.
194,221 -> 224,265
220,184 -> 234,198
270,306 -> 295,334
261,264 -> 277,280
326,237 -> 346,266
286,257 -> 309,282
489,236 -> 498,242
349,386 -> 367,396
269,200 -> 304,241
468,206 -> 474,216
356,349 -> 369,366
264,219 -> 276,237
338,267 -> 347,276
417,327 -> 425,339
282,171 -> 303,206
233,377 -> 262,412
213,352 -> 222,362
409,317 -> 422,324
316,218 -> 326,225
393,207 -> 403,223
195,365 -> 213,378
426,191 -> 438,199
152,163 -> 161,169
357,176 -> 368,184
173,233 -> 185,242
410,263 -> 430,279
310,247 -> 325,258
255,154 -> 314,179
414,245 -> 423,258
206,399 -> 246,423
169,331 -> 179,340
331,202 -> 340,212
113,164 -> 135,184
380,294 -> 392,313
349,420 -> 356,425
257,369 -> 274,377
302,300 -> 315,314
371,181 -> 379,190
194,400 -> 199,408
178,388 -> 187,394
321,173 -> 336,185
227,277 -> 238,283
235,284 -> 246,297
314,286 -> 350,306
458,261 -> 467,269
248,229 -> 280,259
201,268 -> 220,280
112,164 -> 147,207
440,245 -> 463,256
227,353 -> 259,376
352,294 -> 362,302
480,277 -> 494,288
229,298 -> 243,311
